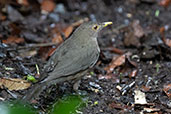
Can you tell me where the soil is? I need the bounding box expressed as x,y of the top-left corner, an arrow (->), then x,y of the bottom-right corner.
0,0 -> 171,114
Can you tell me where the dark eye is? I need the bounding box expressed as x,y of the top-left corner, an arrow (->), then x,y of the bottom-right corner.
94,25 -> 98,29
92,25 -> 99,30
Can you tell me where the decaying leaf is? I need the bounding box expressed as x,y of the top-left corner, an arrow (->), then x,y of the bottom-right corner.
16,0 -> 29,6
2,36 -> 25,44
164,39 -> 171,47
52,34 -> 63,44
124,20 -> 145,47
104,52 -> 132,74
0,78 -> 31,91
63,26 -> 73,38
159,0 -> 171,7
163,84 -> 171,98
132,20 -> 145,38
160,26 -> 171,47
134,89 -> 147,104
41,0 -> 56,13
143,107 -> 160,113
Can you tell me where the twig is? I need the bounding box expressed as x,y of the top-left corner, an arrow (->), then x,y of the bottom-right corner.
6,42 -> 58,51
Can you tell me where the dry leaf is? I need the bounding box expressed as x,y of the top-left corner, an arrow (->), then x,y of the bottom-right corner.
52,34 -> 63,44
164,38 -> 171,47
2,36 -> 24,44
159,0 -> 171,7
104,55 -> 125,74
160,26 -> 171,47
134,89 -> 147,104
143,107 -> 160,113
19,49 -> 37,58
0,14 -> 6,21
163,84 -> 171,98
124,20 -> 144,47
104,52 -> 131,74
0,78 -> 31,91
132,20 -> 145,38
17,0 -> 29,6
63,26 -> 73,38
129,69 -> 138,78
41,0 -> 56,13
141,85 -> 151,92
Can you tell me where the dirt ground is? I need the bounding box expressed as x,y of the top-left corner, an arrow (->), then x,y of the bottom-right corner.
0,0 -> 171,114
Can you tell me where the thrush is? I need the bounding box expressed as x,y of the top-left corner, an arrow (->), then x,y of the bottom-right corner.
23,21 -> 112,102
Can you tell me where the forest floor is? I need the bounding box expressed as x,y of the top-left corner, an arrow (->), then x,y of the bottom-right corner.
0,0 -> 171,114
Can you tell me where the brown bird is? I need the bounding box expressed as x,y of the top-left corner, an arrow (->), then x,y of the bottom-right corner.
23,21 -> 112,102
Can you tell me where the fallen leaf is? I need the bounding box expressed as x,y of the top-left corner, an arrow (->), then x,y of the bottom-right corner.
63,26 -> 73,38
19,49 -> 37,58
41,0 -> 56,13
141,85 -> 151,92
0,78 -> 31,91
101,47 -> 125,55
163,84 -> 171,98
52,34 -> 63,44
2,36 -> 25,44
134,89 -> 147,105
104,52 -> 131,74
132,20 -> 145,38
71,17 -> 89,27
0,14 -> 6,21
164,38 -> 171,47
46,47 -> 57,58
124,20 -> 145,47
129,69 -> 138,78
143,107 -> 160,113
159,0 -> 171,7
17,0 -> 29,6
160,26 -> 171,47
109,102 -> 132,110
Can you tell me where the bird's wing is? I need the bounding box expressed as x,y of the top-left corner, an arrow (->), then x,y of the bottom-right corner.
41,40 -> 99,82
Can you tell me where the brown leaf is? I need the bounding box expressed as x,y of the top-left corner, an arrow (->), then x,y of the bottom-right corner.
17,0 -> 29,6
124,30 -> 141,47
160,26 -> 171,47
141,85 -> 151,92
46,47 -> 57,58
159,0 -> 171,7
0,13 -> 6,21
163,84 -> 171,98
124,20 -> 144,47
101,47 -> 125,55
129,69 -> 138,78
71,17 -> 89,27
164,38 -> 171,47
19,50 -> 37,58
52,34 -> 63,44
63,26 -> 73,38
104,53 -> 129,74
2,36 -> 25,44
38,46 -> 56,60
0,78 -> 31,91
132,20 -> 145,38
109,102 -> 131,110
41,0 -> 56,13
143,108 -> 160,113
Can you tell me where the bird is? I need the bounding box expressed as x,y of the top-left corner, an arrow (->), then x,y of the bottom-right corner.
23,21 -> 112,102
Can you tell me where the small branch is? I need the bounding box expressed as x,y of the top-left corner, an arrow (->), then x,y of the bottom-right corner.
6,42 -> 58,51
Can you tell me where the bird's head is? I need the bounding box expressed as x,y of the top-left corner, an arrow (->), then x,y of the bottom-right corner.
74,21 -> 113,39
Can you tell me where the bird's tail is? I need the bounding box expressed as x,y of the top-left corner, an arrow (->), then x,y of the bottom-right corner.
22,82 -> 47,102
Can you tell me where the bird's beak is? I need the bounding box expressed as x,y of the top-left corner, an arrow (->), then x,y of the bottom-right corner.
102,22 -> 113,27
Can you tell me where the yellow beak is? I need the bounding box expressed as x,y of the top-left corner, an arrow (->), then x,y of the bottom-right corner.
102,22 -> 113,27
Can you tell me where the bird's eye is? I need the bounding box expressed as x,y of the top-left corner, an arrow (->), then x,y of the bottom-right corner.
92,25 -> 99,31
